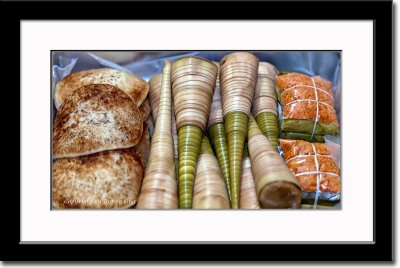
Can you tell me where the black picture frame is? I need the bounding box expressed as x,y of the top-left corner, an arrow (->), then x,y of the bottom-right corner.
2,0 -> 393,262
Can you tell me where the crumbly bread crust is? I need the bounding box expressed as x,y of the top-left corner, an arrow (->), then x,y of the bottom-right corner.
54,68 -> 149,109
52,149 -> 143,209
53,84 -> 143,159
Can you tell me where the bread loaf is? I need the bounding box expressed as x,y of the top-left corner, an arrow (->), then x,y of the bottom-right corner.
139,98 -> 151,121
52,149 -> 143,209
54,68 -> 149,109
53,84 -> 143,159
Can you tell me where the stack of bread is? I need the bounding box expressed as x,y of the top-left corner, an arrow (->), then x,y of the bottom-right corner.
52,68 -> 150,209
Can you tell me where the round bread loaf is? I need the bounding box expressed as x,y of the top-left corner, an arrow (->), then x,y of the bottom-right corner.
54,68 -> 149,109
53,84 -> 143,159
52,149 -> 144,209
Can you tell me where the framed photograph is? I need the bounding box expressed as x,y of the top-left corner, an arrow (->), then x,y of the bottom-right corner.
3,0 -> 393,262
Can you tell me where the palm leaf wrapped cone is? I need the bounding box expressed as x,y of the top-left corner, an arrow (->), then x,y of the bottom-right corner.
240,143 -> 260,209
171,57 -> 218,208
137,61 -> 178,209
248,115 -> 302,208
252,62 -> 280,147
193,137 -> 230,209
149,73 -> 179,177
220,52 -> 259,208
207,62 -> 231,200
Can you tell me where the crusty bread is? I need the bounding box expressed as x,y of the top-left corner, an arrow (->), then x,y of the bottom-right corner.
54,68 -> 149,109
139,98 -> 151,121
52,149 -> 144,209
131,121 -> 150,167
53,84 -> 143,159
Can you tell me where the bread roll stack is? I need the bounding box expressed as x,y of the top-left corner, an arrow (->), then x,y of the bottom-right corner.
52,68 -> 150,209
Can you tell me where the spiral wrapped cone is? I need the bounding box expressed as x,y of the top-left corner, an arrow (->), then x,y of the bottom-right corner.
220,52 -> 259,208
149,73 -> 162,122
247,115 -> 302,208
252,62 -> 280,147
208,123 -> 231,200
137,61 -> 178,209
207,61 -> 231,200
149,72 -> 179,178
171,56 -> 218,208
193,137 -> 230,209
240,143 -> 260,209
255,112 -> 279,147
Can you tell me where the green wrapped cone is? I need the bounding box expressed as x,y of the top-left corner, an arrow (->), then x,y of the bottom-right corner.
201,136 -> 214,154
178,125 -> 203,208
208,123 -> 231,200
225,111 -> 248,209
243,141 -> 249,158
255,112 -> 279,147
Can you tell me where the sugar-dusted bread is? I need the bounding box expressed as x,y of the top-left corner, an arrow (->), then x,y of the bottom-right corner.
53,84 -> 143,159
139,98 -> 151,121
54,68 -> 149,109
52,149 -> 144,209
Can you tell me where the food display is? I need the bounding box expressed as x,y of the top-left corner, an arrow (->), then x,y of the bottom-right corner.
52,51 -> 341,210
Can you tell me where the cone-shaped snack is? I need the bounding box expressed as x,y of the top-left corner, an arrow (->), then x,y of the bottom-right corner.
171,56 -> 218,208
193,137 -> 230,209
220,52 -> 259,208
252,62 -> 280,147
148,73 -> 162,122
149,73 -> 179,177
137,61 -> 178,209
248,115 -> 302,208
207,62 -> 231,200
240,143 -> 260,209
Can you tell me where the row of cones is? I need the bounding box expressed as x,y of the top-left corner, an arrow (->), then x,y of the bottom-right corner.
147,52 -> 300,209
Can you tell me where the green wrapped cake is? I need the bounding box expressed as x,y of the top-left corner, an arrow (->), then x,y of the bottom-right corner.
276,72 -> 340,141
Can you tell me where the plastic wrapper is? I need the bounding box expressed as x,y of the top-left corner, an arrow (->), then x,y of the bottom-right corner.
324,135 -> 341,168
279,139 -> 341,208
276,73 -> 340,141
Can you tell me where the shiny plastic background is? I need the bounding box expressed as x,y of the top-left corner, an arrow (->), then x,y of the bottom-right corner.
52,51 -> 341,119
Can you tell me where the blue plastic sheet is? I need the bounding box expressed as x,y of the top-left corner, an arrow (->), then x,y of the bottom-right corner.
52,51 -> 341,117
